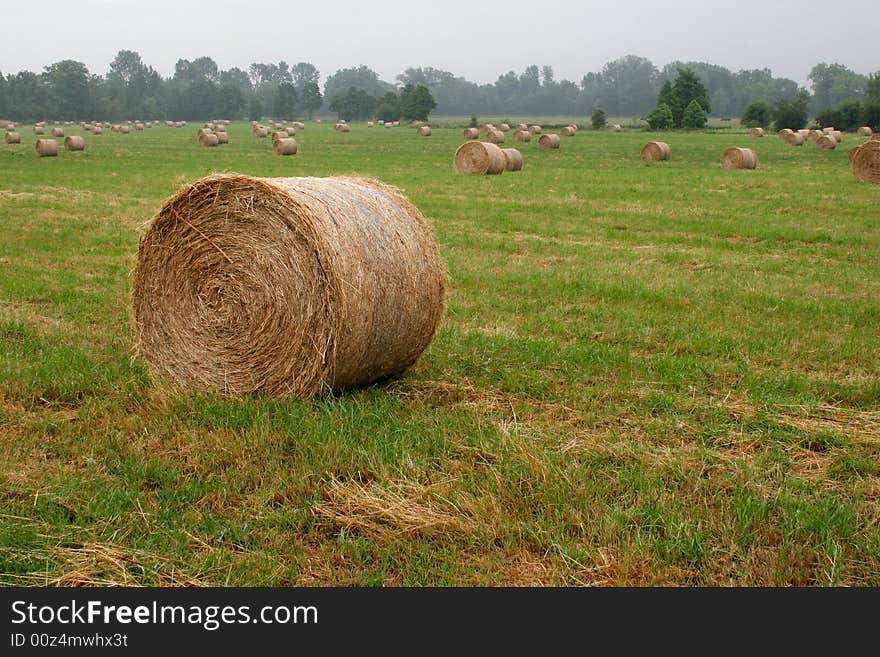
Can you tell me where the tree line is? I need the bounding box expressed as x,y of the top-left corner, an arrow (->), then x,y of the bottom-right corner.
0,50 -> 875,123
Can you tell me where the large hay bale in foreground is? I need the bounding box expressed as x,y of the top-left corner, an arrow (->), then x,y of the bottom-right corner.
721,147 -> 757,169
749,127 -> 764,137
538,134 -> 560,149
513,129 -> 531,142
783,132 -> 805,146
463,127 -> 479,139
453,141 -> 506,175
816,134 -> 837,150
273,137 -> 297,155
500,148 -> 523,172
199,133 -> 219,147
417,126 -> 432,137
35,138 -> 58,157
64,135 -> 85,151
851,140 -> 880,183
857,126 -> 873,137
641,141 -> 670,161
5,131 -> 21,144
132,175 -> 446,397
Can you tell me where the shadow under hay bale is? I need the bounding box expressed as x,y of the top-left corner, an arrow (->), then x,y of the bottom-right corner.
132,175 -> 447,397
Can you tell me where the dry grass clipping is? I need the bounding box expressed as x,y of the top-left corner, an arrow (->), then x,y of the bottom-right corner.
453,141 -> 506,175
132,174 -> 447,397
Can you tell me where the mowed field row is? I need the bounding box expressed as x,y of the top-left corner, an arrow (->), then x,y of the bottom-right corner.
1,122 -> 878,585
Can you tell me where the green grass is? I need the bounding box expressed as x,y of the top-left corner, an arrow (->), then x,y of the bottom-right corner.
1,122 -> 878,586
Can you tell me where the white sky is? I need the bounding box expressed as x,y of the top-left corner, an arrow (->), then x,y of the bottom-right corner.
1,0 -> 876,87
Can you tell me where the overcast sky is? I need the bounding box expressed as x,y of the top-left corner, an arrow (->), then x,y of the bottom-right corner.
1,0 -> 876,87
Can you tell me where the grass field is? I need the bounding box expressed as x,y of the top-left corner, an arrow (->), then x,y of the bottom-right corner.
1,122 -> 878,586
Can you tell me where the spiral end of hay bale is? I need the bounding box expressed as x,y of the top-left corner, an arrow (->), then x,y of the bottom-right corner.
851,140 -> 880,183
273,137 -> 297,155
64,135 -> 85,151
538,134 -> 560,149
500,148 -> 523,172
132,174 -> 447,397
641,141 -> 670,162
721,147 -> 758,169
35,139 -> 58,157
453,141 -> 506,175
816,134 -> 837,150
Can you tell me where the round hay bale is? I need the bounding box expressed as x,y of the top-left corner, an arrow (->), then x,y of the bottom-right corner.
51,127 -> 64,137
335,123 -> 350,133
500,148 -> 523,172
199,133 -> 219,147
92,126 -> 103,135
417,126 -> 432,137
292,121 -> 305,129
823,127 -> 834,134
851,140 -> 880,183
749,127 -> 764,137
832,130 -> 842,143
385,122 -> 393,129
528,125 -> 542,135
797,129 -> 810,139
538,134 -> 560,149
783,132 -> 805,146
33,126 -> 45,135
132,174 -> 446,397
214,124 -> 227,133
120,125 -> 130,134
64,135 -> 85,151
641,141 -> 670,162
392,121 -> 400,127
513,129 -> 531,142
175,122 -> 184,128
808,130 -> 822,142
273,137 -> 298,155
165,120 -> 174,127
721,147 -> 758,169
486,129 -> 505,144
463,127 -> 479,139
253,127 -> 269,138
516,123 -> 528,131
198,127 -> 214,138
271,130 -> 288,143
453,141 -> 507,175
857,126 -> 873,137
216,132 -> 229,145
284,127 -> 295,136
611,124 -> 622,132
367,121 -> 374,128
498,123 -> 510,132
561,125 -> 576,137
816,134 -> 837,150
135,123 -> 144,131
5,131 -> 21,144
35,138 -> 58,157
778,128 -> 794,138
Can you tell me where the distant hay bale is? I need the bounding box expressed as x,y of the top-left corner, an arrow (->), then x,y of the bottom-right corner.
749,127 -> 764,137
417,126 -> 432,137
5,131 -> 21,144
808,129 -> 822,142
538,134 -> 560,149
831,130 -> 842,143
486,129 -> 505,144
392,121 -> 400,127
528,125 -> 542,134
253,127 -> 269,138
500,148 -> 523,172
51,127 -> 64,137
131,174 -> 446,397
816,133 -> 837,150
199,133 -> 219,147
198,127 -> 214,138
453,141 -> 506,175
335,123 -> 350,132
797,129 -> 810,139
513,129 -> 531,142
272,130 -> 288,142
783,132 -> 805,146
174,122 -> 184,128
120,125 -> 130,134
851,140 -> 880,183
216,132 -> 228,145
285,127 -> 296,136
463,127 -> 479,139
64,135 -> 85,151
367,121 -> 374,128
165,120 -> 174,127
778,128 -> 794,138
385,122 -> 393,128
498,123 -> 510,132
721,147 -> 758,169
516,123 -> 528,131
92,126 -> 103,135
823,127 -> 834,134
35,138 -> 58,157
612,124 -> 622,132
135,123 -> 144,131
857,126 -> 873,137
641,141 -> 670,162
561,125 -> 576,136
33,125 -> 45,135
273,137 -> 298,155
214,124 -> 227,133
292,121 -> 305,129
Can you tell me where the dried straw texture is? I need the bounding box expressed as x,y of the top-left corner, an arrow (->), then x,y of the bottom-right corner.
5,131 -> 21,144
832,130 -> 842,143
778,128 -> 793,138
784,132 -> 805,146
749,127 -> 764,137
528,125 -> 542,134
417,126 -> 432,137
35,139 -> 58,157
513,129 -> 531,142
132,174 -> 446,397
561,126 -> 576,136
463,128 -> 479,139
501,148 -> 523,172
612,124 -> 622,132
498,123 -> 510,132
199,133 -> 219,147
858,126 -> 873,137
51,127 -> 64,137
64,135 -> 85,151
538,134 -> 560,149
453,141 -> 506,175
273,137 -> 297,155
641,141 -> 670,161
253,127 -> 268,138
33,126 -> 45,135
486,129 -> 505,144
92,126 -> 103,135
808,130 -> 822,142
216,132 -> 229,145
292,121 -> 305,129
816,134 -> 837,150
721,147 -> 758,169
271,131 -> 288,143
851,140 -> 880,183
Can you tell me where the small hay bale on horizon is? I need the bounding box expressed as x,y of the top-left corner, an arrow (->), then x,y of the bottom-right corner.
749,127 -> 764,137
561,126 -> 576,136
513,129 -> 531,142
199,133 -> 219,147
463,128 -> 479,139
417,126 -> 432,137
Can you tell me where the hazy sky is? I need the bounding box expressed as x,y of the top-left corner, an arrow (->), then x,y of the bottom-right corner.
2,0 -> 876,87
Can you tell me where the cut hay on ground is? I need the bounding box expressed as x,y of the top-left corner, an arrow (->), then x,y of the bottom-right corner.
132,174 -> 446,397
463,128 -> 479,139
538,134 -> 560,149
453,141 -> 506,175
273,137 -> 297,155
851,140 -> 880,183
749,127 -> 764,137
35,138 -> 58,157
500,148 -> 523,172
64,135 -> 85,151
641,141 -> 670,162
721,147 -> 758,169
418,126 -> 432,137
4,131 -> 20,144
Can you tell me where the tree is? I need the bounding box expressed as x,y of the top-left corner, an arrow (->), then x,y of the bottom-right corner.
248,96 -> 263,121
329,86 -> 376,121
672,68 -> 710,126
581,55 -> 660,116
375,91 -> 400,122
815,100 -> 863,132
43,60 -> 90,118
301,82 -> 322,119
323,66 -> 394,108
291,62 -> 319,93
274,82 -> 298,119
808,62 -> 866,114
773,91 -> 810,130
591,107 -> 607,129
862,72 -> 880,130
681,99 -> 707,128
646,103 -> 674,129
655,79 -> 680,124
741,101 -> 774,128
398,84 -> 436,121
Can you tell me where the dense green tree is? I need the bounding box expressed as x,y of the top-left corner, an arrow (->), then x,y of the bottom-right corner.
248,96 -> 263,121
43,60 -> 90,118
815,100 -> 863,132
591,107 -> 606,129
672,68 -> 710,126
324,66 -> 394,109
582,55 -> 660,116
274,83 -> 298,119
741,100 -> 774,128
300,82 -> 322,119
646,103 -> 674,129
374,92 -> 400,122
773,91 -> 810,130
681,99 -> 707,128
291,62 -> 319,93
398,84 -> 436,121
655,80 -> 680,123
329,86 -> 376,121
808,62 -> 866,114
